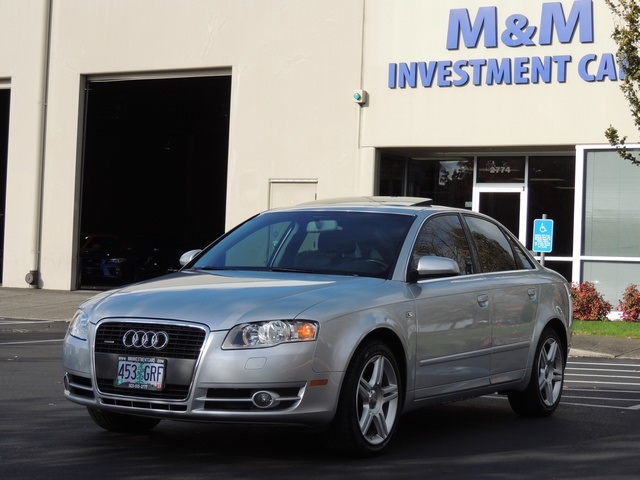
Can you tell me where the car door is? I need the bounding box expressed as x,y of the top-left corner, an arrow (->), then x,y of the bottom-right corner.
463,215 -> 540,385
410,214 -> 492,399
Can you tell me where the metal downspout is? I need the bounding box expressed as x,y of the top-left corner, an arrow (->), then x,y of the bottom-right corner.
29,0 -> 53,288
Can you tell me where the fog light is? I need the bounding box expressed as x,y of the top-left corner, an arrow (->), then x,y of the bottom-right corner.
252,390 -> 279,409
63,374 -> 70,392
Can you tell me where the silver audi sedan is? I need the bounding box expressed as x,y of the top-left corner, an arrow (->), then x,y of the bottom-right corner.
63,197 -> 572,456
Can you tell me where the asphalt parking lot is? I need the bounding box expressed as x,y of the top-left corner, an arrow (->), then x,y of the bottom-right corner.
1,286 -> 639,359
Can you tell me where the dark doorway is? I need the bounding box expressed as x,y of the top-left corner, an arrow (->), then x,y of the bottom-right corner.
479,192 -> 520,237
0,89 -> 10,284
79,76 -> 231,289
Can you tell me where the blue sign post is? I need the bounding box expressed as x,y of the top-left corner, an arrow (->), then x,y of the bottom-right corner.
533,217 -> 553,266
533,219 -> 554,253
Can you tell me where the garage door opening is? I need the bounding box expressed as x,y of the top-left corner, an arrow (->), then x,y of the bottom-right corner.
79,75 -> 231,289
0,89 -> 9,285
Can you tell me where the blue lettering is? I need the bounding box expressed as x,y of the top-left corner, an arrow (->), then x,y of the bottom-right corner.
513,57 -> 530,84
418,61 -> 438,87
539,0 -> 594,45
578,54 -> 596,81
437,61 -> 453,87
453,60 -> 470,86
553,55 -> 572,82
596,53 -> 618,81
531,56 -> 552,83
468,59 -> 487,85
398,62 -> 418,88
447,7 -> 498,50
388,63 -> 397,88
486,58 -> 512,85
502,14 -> 537,47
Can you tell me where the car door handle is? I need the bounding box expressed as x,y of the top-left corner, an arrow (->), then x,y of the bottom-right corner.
477,294 -> 489,308
528,288 -> 537,301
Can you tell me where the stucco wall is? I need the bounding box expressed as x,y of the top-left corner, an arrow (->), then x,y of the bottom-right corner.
361,0 -> 635,147
1,0 -> 366,289
0,0 -> 636,290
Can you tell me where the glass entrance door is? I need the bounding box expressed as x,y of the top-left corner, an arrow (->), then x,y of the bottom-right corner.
474,187 -> 527,242
479,192 -> 520,236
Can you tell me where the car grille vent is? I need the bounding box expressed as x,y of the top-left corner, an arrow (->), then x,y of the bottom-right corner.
67,374 -> 95,399
95,321 -> 207,360
204,387 -> 302,411
100,397 -> 188,412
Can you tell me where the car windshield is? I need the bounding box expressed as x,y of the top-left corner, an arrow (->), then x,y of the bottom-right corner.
191,211 -> 415,278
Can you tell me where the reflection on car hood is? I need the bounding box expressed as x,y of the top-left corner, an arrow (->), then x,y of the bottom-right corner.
85,270 -> 387,329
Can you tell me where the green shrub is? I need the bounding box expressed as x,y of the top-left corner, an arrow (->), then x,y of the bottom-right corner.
618,284 -> 640,322
570,282 -> 612,321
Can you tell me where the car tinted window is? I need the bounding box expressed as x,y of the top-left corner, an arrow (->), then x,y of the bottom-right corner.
193,211 -> 414,278
411,214 -> 473,274
507,235 -> 536,270
464,216 -> 518,272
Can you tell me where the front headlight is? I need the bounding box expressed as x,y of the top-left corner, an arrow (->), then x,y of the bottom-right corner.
68,309 -> 89,340
222,320 -> 318,349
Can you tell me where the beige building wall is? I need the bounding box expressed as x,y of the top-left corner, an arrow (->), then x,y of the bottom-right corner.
0,0 -> 51,289
361,0 -> 635,147
0,0 -> 636,290
1,0 -> 366,289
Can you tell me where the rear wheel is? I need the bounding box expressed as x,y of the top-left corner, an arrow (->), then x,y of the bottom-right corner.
87,407 -> 161,433
323,340 -> 402,457
508,328 -> 565,417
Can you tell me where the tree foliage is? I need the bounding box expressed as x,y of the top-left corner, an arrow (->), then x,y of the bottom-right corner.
604,0 -> 640,165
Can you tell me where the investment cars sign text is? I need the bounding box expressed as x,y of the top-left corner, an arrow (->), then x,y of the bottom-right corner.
388,0 -> 621,88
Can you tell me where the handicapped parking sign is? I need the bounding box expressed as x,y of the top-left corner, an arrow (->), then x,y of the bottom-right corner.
533,219 -> 554,253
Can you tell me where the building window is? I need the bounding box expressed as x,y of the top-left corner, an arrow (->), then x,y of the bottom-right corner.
378,154 -> 473,209
526,156 -> 575,257
581,149 -> 640,302
584,150 -> 640,257
476,156 -> 525,183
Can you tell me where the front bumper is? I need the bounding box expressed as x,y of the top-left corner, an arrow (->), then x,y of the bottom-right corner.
63,319 -> 342,427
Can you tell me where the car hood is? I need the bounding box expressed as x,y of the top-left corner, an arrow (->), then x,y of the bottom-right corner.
84,270 -> 387,330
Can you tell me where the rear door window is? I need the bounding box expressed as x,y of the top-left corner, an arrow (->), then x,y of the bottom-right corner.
464,216 -> 518,273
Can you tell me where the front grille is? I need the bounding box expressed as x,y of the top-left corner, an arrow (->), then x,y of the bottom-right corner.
95,321 -> 207,359
94,320 -> 207,402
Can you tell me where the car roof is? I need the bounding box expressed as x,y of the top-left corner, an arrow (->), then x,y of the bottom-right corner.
269,196 -> 470,216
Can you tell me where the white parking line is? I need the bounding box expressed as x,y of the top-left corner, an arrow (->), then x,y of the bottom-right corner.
568,361 -> 640,368
0,339 -> 63,345
0,320 -> 61,325
564,379 -> 640,387
560,401 -> 639,410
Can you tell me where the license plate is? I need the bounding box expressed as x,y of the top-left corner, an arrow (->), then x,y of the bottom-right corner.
115,356 -> 166,391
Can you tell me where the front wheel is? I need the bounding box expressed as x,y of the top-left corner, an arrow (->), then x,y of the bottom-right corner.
323,340 -> 402,457
508,328 -> 565,417
87,407 -> 161,433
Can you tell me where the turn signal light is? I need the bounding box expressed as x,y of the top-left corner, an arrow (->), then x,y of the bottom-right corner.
297,322 -> 317,341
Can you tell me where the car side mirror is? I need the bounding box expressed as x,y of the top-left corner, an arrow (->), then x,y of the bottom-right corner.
408,256 -> 460,283
179,249 -> 202,266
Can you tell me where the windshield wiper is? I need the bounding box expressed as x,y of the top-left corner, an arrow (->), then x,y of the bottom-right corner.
266,267 -> 323,274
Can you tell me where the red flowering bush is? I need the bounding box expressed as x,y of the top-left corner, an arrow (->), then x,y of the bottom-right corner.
618,284 -> 640,322
570,282 -> 612,321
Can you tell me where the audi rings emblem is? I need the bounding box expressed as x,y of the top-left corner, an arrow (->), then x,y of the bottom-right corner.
122,330 -> 170,350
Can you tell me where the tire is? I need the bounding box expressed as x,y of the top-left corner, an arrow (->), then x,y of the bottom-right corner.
508,328 -> 565,417
323,340 -> 402,457
87,407 -> 161,434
